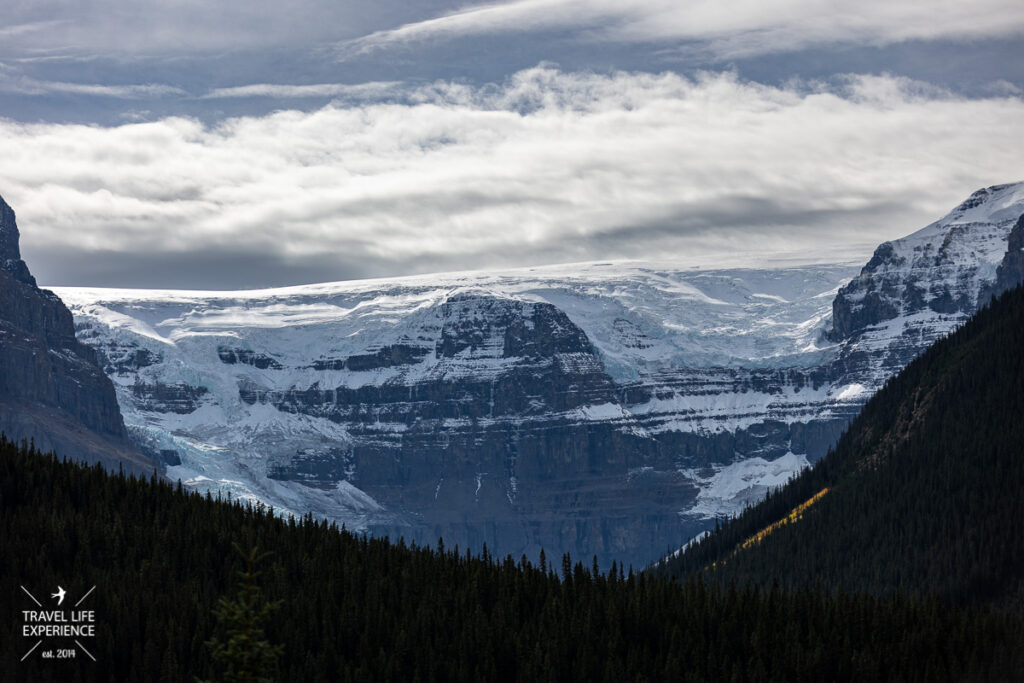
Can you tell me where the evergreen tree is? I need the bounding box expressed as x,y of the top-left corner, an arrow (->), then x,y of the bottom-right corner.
202,544 -> 283,683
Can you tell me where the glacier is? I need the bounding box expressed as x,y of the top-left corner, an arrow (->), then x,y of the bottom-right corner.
52,181 -> 1024,567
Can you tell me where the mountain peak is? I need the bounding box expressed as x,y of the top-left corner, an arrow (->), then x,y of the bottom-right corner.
0,193 -> 21,264
0,193 -> 35,287
827,181 -> 1024,341
0,193 -> 152,474
937,180 -> 1024,228
948,181 -> 1024,220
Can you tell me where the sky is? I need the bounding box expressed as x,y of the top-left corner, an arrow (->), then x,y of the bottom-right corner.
1,1 -> 1023,289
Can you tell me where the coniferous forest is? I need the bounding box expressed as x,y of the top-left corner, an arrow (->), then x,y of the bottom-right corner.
660,285 -> 1024,609
2,289 -> 1024,681
1,438 -> 1023,681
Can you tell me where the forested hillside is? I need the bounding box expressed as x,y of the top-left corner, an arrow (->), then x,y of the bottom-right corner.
661,285 -> 1024,608
2,435 -> 1023,682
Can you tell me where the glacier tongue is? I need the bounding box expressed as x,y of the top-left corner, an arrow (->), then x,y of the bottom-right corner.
51,181 -> 1024,567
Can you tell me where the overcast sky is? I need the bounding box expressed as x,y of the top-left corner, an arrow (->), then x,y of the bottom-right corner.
1,1 -> 1023,288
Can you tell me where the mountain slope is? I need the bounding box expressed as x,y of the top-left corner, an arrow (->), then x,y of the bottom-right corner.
3,436 -> 1023,682
0,194 -> 151,474
661,283 -> 1024,607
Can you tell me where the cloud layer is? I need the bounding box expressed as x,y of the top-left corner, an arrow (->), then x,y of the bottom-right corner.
9,1 -> 1022,61
343,0 -> 1024,59
1,1 -> 369,55
2,67 -> 1023,288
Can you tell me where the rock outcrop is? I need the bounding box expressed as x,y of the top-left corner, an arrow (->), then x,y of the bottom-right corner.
0,193 -> 152,474
991,213 -> 1024,298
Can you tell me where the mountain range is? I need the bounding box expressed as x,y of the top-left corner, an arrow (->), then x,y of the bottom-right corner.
4,278 -> 1024,681
2,182 -> 1021,567
38,182 -> 1023,567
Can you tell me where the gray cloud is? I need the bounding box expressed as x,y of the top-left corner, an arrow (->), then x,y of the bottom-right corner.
0,73 -> 186,98
30,244 -> 382,290
2,67 -> 1022,289
0,1 -> 457,58
340,0 -> 1024,59
0,20 -> 69,40
7,0 -> 1021,64
0,0 -> 1020,132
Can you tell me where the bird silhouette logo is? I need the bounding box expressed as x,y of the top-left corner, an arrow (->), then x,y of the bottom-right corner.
51,586 -> 66,606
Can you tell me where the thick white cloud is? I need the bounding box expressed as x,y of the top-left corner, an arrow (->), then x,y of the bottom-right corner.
1,67 -> 1022,287
342,0 -> 1024,58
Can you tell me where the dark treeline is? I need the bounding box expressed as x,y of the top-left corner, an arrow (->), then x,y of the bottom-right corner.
2,435 -> 1023,682
660,285 -> 1024,609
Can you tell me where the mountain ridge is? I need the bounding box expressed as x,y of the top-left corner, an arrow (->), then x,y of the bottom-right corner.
43,181 -> 1024,566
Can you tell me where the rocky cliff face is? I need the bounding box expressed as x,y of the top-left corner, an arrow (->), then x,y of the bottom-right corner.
826,183 -> 1024,389
991,213 -> 1024,298
53,182 -> 1024,567
1,198 -> 36,288
0,194 -> 151,474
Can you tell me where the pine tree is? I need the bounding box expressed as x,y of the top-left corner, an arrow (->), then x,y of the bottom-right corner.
202,544 -> 284,683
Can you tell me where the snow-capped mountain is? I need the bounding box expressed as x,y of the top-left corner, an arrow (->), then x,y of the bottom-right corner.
53,182 -> 1024,567
828,182 -> 1024,388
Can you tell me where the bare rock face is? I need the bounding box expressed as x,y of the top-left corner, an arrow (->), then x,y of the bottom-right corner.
0,198 -> 35,287
991,214 -> 1024,298
0,193 -> 152,474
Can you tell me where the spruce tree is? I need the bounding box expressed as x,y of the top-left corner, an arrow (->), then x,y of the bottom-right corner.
203,544 -> 283,683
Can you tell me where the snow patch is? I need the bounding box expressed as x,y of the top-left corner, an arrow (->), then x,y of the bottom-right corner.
684,452 -> 810,520
835,383 -> 869,401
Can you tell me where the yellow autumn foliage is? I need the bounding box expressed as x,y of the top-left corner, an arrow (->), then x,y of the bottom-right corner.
711,488 -> 829,569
